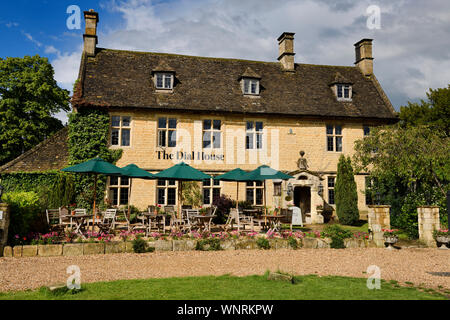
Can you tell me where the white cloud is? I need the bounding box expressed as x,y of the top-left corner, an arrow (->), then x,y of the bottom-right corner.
23,32 -> 42,47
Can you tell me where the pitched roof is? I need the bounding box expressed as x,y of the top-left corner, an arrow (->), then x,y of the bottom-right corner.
73,48 -> 397,121
0,127 -> 69,173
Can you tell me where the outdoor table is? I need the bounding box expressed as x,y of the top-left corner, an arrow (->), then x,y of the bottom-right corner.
71,214 -> 93,238
261,215 -> 286,232
142,213 -> 166,232
190,215 -> 215,232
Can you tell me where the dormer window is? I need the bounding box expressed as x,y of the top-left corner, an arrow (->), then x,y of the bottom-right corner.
155,73 -> 174,90
243,78 -> 260,95
337,84 -> 352,100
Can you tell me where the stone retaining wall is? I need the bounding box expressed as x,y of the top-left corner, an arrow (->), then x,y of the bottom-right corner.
2,238 -> 374,258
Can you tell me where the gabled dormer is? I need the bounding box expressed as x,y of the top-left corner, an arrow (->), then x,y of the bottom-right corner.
240,67 -> 261,96
330,72 -> 353,101
152,61 -> 176,92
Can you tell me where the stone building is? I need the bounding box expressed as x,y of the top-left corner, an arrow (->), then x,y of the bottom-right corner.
0,10 -> 398,224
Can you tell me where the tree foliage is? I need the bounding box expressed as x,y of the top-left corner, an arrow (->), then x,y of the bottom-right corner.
354,125 -> 449,238
0,55 -> 70,165
335,155 -> 359,226
399,85 -> 450,135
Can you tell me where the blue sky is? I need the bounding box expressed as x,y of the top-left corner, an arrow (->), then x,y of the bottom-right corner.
1,0 -> 449,123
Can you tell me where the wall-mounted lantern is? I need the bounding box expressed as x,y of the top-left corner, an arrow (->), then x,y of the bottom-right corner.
318,182 -> 324,197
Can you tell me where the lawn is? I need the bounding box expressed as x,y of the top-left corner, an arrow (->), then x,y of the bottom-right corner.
0,274 -> 446,300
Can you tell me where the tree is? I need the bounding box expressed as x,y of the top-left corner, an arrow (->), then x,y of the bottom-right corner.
354,125 -> 450,237
335,155 -> 359,226
399,85 -> 450,135
0,55 -> 70,165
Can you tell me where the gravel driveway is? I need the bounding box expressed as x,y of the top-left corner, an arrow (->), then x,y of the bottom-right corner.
0,248 -> 449,292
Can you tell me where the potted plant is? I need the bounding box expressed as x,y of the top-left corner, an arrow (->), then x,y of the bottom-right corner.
433,229 -> 449,249
285,195 -> 293,207
382,229 -> 399,249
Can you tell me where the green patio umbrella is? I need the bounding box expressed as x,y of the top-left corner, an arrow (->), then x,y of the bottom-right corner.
120,164 -> 156,219
154,162 -> 212,218
214,168 -> 248,209
242,165 -> 293,215
62,157 -> 124,232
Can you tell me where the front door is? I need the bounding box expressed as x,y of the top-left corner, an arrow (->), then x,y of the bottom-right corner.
294,187 -> 311,218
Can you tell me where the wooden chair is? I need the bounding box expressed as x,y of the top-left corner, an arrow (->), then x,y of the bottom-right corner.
46,209 -> 63,232
224,208 -> 254,232
279,208 -> 294,231
97,209 -> 117,234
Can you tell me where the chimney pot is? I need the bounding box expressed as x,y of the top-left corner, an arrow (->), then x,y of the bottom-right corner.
354,39 -> 373,77
277,32 -> 296,72
83,10 -> 99,57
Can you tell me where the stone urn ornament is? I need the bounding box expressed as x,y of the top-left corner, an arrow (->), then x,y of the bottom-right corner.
383,229 -> 399,250
433,229 -> 450,249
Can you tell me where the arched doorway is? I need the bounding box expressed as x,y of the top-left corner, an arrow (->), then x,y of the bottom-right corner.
294,186 -> 311,219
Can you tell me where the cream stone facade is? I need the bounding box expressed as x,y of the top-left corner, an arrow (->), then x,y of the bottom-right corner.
108,110 -> 373,221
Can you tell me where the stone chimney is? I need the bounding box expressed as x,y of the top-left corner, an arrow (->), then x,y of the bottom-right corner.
354,39 -> 373,77
278,32 -> 296,72
83,9 -> 99,57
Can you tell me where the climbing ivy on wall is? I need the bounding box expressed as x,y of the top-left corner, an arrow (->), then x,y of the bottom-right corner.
68,108 -> 123,209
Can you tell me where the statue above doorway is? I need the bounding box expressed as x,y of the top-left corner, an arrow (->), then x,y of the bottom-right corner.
297,151 -> 309,171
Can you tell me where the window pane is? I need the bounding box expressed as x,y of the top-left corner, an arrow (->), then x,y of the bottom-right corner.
256,189 -> 263,205
157,188 -> 165,205
335,125 -> 342,135
203,120 -> 211,130
203,179 -> 211,187
326,125 -> 334,135
274,183 -> 282,196
168,130 -> 177,147
122,117 -> 131,127
328,177 -> 335,188
164,75 -> 172,89
328,190 -> 335,205
158,118 -> 167,129
110,176 -> 119,186
203,189 -> 211,205
110,188 -> 118,206
335,137 -> 343,152
364,126 -> 370,136
167,188 -> 176,205
256,133 -> 263,149
246,189 -> 254,204
213,120 -> 221,131
246,181 -> 253,187
111,116 -> 120,127
337,85 -> 343,98
246,121 -> 253,131
344,86 -> 350,98
120,177 -> 129,186
246,133 -> 254,149
111,129 -> 120,146
327,136 -> 334,152
244,79 -> 250,94
212,188 -> 221,202
120,188 -> 129,205
156,74 -> 164,88
203,131 -> 211,149
157,180 -> 166,186
168,118 -> 177,129
213,179 -> 221,186
255,181 -> 263,187
168,180 -> 176,186
251,81 -> 257,94
255,122 -> 263,132
121,129 -> 130,146
158,130 -> 166,147
213,131 -> 221,148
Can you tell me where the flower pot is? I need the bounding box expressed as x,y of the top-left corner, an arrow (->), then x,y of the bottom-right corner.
384,236 -> 398,250
436,235 -> 450,249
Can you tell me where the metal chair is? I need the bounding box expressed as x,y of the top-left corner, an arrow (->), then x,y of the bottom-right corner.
224,208 -> 254,232
97,209 -> 117,233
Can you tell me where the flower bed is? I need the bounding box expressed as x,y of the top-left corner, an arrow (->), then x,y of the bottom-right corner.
2,229 -> 375,258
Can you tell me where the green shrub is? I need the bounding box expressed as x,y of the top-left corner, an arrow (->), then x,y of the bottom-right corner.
256,237 -> 270,250
288,237 -> 298,250
335,156 -> 359,226
196,238 -> 222,251
3,191 -> 46,244
132,237 -> 154,253
322,225 -> 353,249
